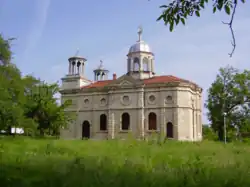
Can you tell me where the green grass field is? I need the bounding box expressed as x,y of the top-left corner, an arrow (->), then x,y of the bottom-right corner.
1,137 -> 250,187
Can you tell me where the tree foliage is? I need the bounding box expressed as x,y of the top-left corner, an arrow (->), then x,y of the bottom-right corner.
205,65 -> 250,141
156,0 -> 246,57
0,35 -> 74,137
0,34 -> 14,65
202,125 -> 217,140
23,82 -> 74,136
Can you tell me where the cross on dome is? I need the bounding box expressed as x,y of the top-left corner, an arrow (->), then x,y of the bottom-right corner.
128,26 -> 151,53
93,60 -> 109,81
137,26 -> 143,42
98,60 -> 104,69
95,60 -> 108,71
75,48 -> 80,56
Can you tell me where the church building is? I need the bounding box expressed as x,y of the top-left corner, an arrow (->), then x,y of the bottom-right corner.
59,28 -> 203,141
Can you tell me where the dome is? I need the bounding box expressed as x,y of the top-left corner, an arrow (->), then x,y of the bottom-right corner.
94,60 -> 109,72
128,27 -> 152,54
128,40 -> 151,53
97,63 -> 104,70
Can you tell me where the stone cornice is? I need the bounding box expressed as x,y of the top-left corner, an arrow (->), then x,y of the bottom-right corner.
60,82 -> 202,95
127,51 -> 154,56
61,75 -> 91,82
64,106 -> 202,112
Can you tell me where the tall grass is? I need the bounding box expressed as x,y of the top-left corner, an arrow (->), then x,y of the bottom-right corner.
1,137 -> 250,187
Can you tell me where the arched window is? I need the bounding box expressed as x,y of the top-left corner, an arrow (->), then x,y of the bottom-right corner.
77,61 -> 81,74
71,61 -> 76,74
127,59 -> 131,72
133,57 -> 140,71
148,112 -> 157,130
166,122 -> 173,138
101,72 -> 106,80
121,113 -> 130,130
143,57 -> 149,71
96,72 -> 100,80
100,114 -> 107,131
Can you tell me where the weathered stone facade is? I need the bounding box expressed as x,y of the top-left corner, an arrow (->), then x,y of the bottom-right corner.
59,28 -> 203,141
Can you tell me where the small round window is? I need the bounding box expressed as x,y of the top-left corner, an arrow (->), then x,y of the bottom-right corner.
167,96 -> 172,101
100,98 -> 106,105
123,96 -> 129,103
84,98 -> 89,105
149,95 -> 156,102
166,96 -> 172,103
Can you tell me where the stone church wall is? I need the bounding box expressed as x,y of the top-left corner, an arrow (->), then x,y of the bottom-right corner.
60,85 -> 202,141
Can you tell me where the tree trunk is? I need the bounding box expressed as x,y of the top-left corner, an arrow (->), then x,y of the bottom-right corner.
40,128 -> 45,137
217,124 -> 224,141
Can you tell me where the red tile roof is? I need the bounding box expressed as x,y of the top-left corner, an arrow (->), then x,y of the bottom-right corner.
82,80 -> 113,88
81,75 -> 194,89
143,75 -> 188,84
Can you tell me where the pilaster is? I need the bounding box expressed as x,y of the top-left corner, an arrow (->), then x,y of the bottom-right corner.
173,108 -> 179,140
160,91 -> 166,141
139,55 -> 142,80
196,111 -> 202,141
160,108 -> 166,141
108,110 -> 115,139
137,88 -> 145,139
194,110 -> 198,141
74,118 -> 78,139
192,102 -> 197,141
107,92 -> 115,139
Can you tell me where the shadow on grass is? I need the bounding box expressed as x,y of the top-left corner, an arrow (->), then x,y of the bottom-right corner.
1,155 -> 249,187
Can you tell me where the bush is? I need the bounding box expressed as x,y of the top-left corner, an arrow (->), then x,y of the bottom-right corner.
202,125 -> 217,141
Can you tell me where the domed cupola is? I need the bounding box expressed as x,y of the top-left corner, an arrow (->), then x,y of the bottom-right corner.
128,40 -> 151,53
127,27 -> 155,80
93,60 -> 109,81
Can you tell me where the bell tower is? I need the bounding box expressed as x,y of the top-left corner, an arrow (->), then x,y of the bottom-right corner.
68,55 -> 86,76
61,50 -> 91,90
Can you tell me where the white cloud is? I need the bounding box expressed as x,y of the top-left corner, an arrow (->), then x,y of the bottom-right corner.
22,0 -> 51,59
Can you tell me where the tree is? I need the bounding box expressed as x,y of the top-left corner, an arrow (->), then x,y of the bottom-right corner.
205,65 -> 250,141
24,81 -> 74,137
0,64 -> 30,134
202,124 -> 217,140
45,99 -> 74,137
156,0 -> 246,57
0,34 -> 15,65
0,34 -> 74,137
0,34 -> 26,133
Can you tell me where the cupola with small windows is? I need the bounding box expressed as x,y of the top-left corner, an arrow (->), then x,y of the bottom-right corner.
127,26 -> 155,80
93,60 -> 109,81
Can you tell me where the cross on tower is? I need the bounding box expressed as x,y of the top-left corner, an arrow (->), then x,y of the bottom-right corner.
138,26 -> 143,42
75,48 -> 80,56
98,60 -> 104,69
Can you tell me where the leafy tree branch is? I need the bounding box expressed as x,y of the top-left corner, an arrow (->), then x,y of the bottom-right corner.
0,34 -> 15,65
156,0 -> 246,57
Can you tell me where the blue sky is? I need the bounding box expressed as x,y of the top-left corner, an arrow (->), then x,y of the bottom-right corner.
0,0 -> 250,123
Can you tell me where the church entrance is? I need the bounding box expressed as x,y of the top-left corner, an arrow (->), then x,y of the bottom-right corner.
82,121 -> 90,139
166,122 -> 173,138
